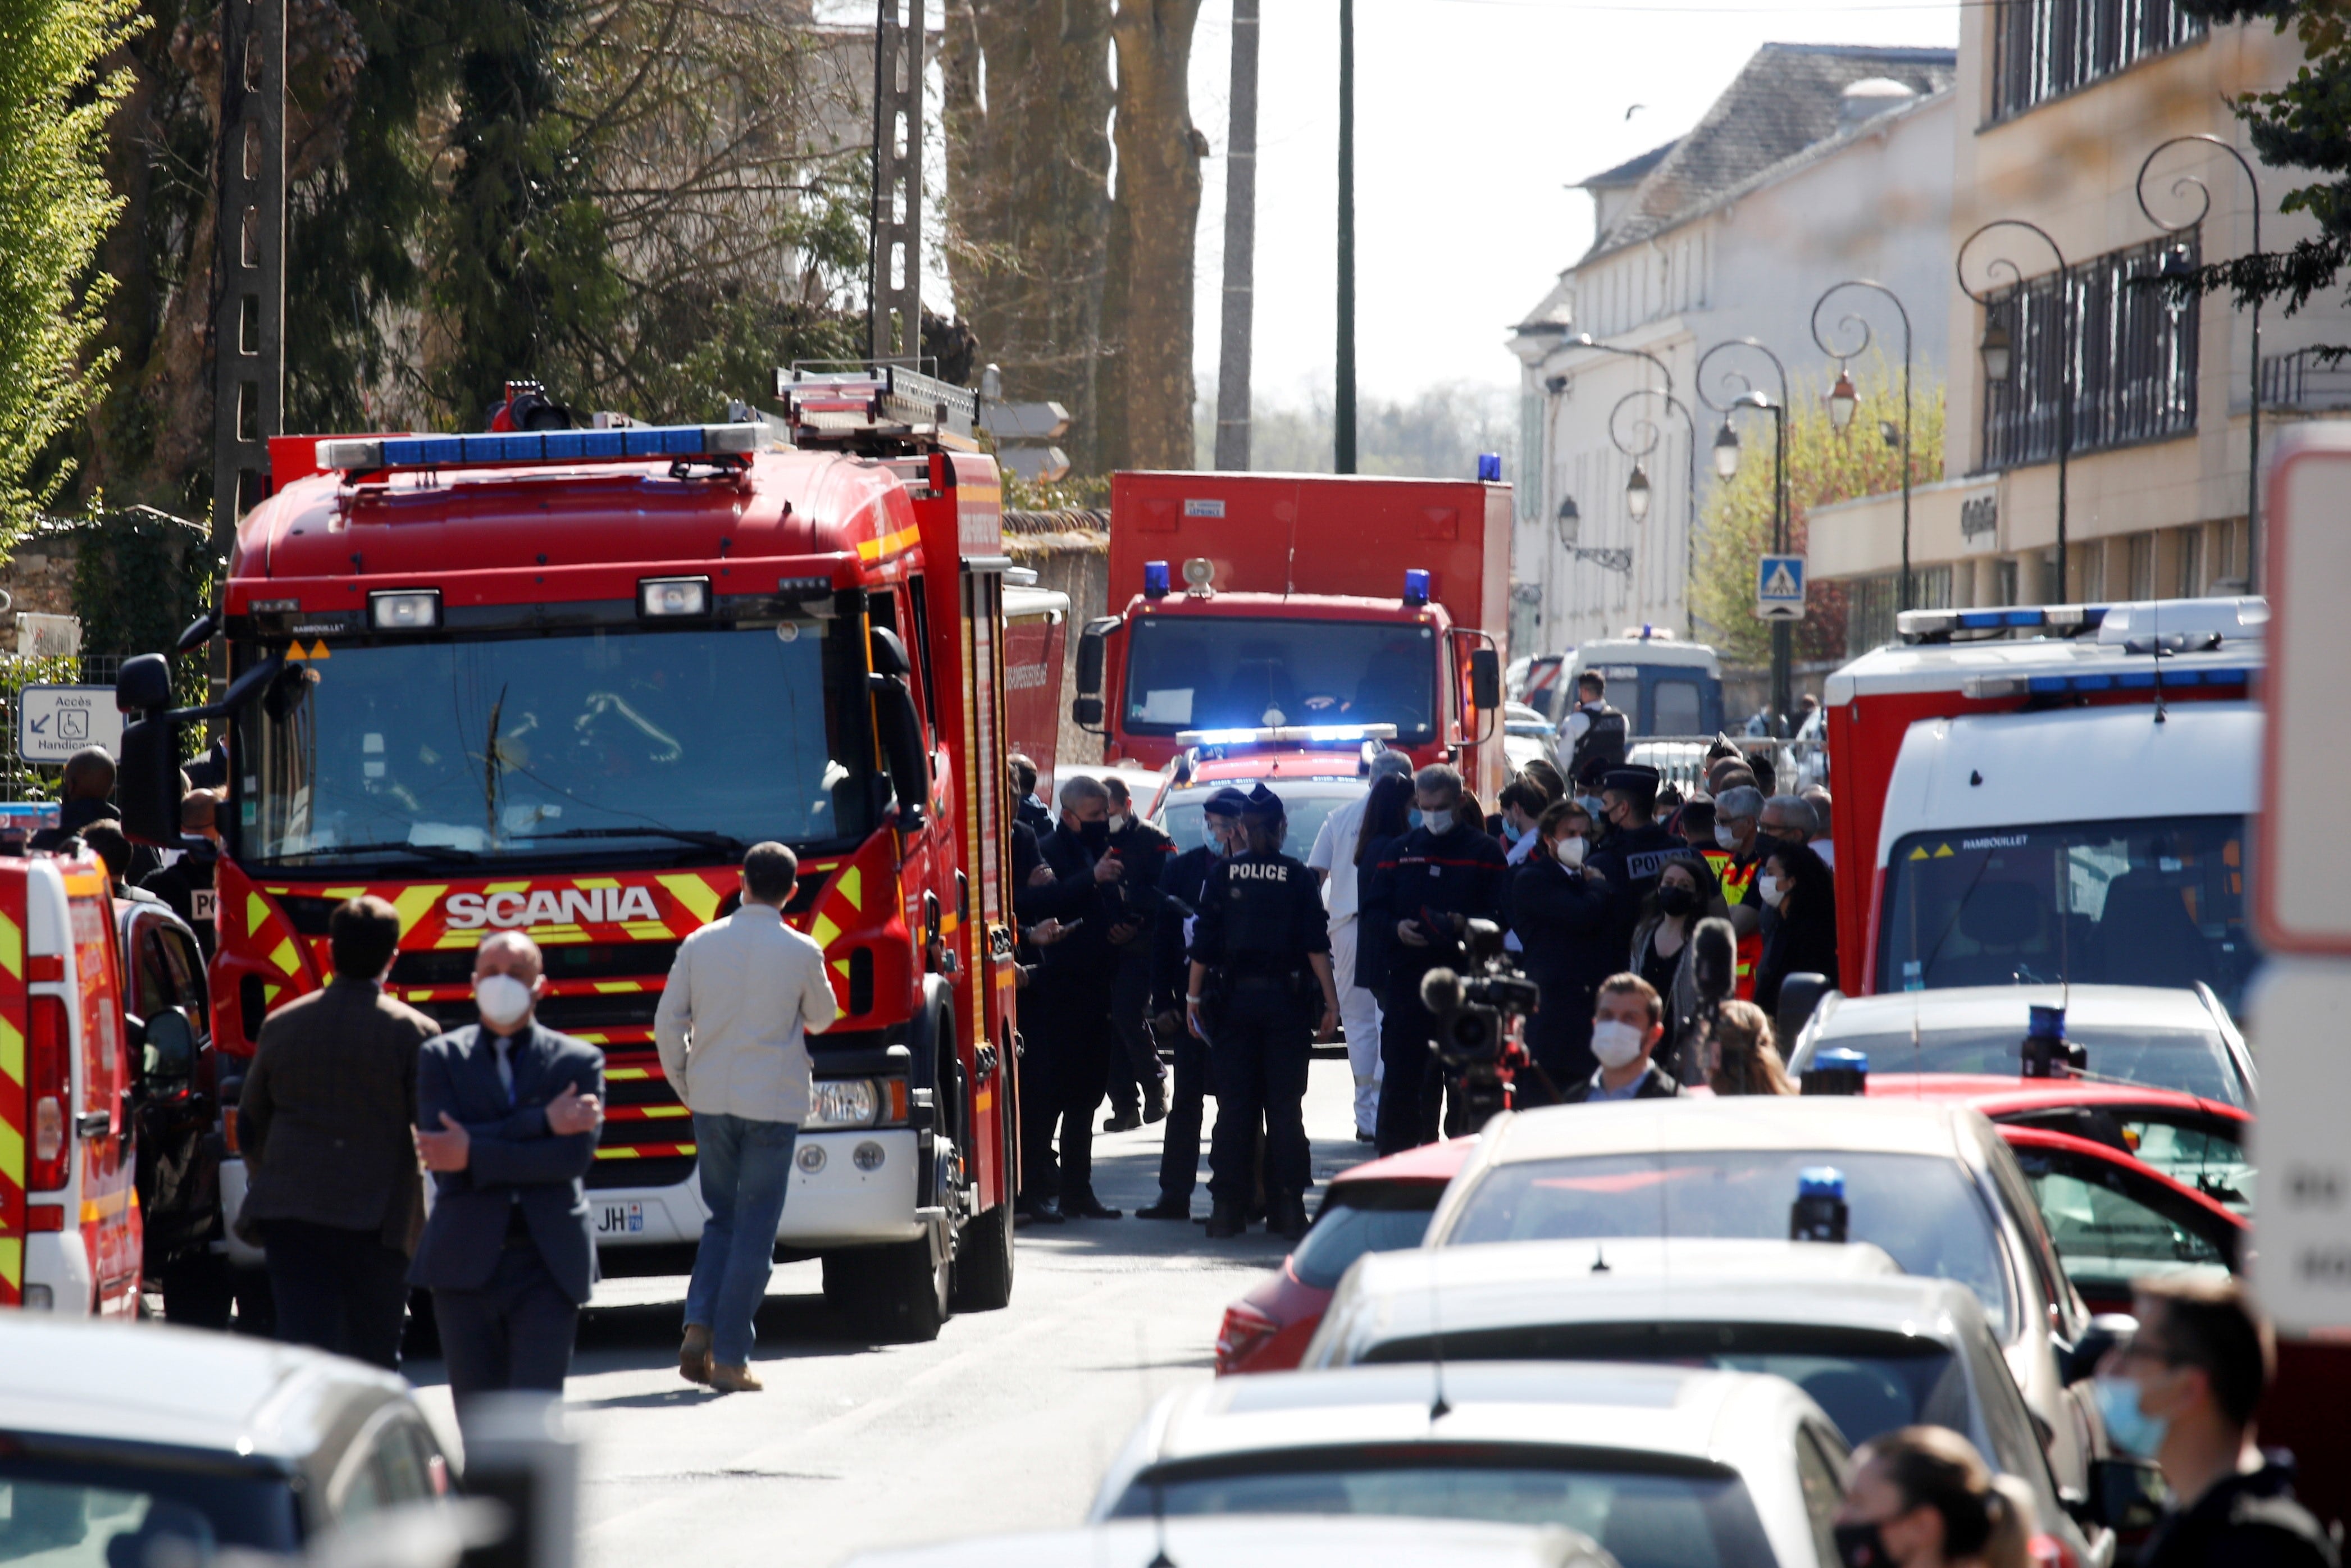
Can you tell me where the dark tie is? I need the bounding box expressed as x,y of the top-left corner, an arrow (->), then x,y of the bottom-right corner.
493,1034 -> 516,1107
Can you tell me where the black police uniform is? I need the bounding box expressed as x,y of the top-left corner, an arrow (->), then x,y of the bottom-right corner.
1364,814 -> 1508,1155
1138,794 -> 1247,1218
1585,765 -> 1683,955
1188,792 -> 1329,1236
1505,849 -> 1614,1088
1021,819 -> 1122,1216
140,842 -> 220,958
1567,699 -> 1629,783
1103,813 -> 1177,1127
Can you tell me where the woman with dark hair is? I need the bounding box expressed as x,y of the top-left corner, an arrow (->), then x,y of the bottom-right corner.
1505,798 -> 1614,1092
1833,1425 -> 2031,1568
1628,852 -> 1725,1079
1753,836 -> 1837,1016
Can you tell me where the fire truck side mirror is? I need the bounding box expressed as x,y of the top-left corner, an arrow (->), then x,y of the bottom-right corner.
869,674 -> 930,830
1074,623 -> 1109,696
117,653 -> 173,715
1470,648 -> 1502,712
117,718 -> 184,847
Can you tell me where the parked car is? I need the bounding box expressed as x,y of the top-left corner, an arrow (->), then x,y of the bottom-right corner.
1301,1238 -> 2099,1568
1215,1138 -> 1471,1375
1421,1098 -> 2107,1499
1785,984 -> 2253,1106
0,1314 -> 449,1549
1151,771 -> 1367,861
1088,1362 -> 1849,1568
846,1515 -> 1615,1568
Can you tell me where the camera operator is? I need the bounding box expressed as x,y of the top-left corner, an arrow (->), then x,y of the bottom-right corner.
1186,785 -> 1339,1242
1506,799 -> 1615,1090
1420,920 -> 1546,1134
1561,974 -> 1686,1104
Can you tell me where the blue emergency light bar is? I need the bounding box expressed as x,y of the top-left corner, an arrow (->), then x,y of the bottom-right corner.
1797,1166 -> 1846,1202
1175,723 -> 1400,749
1143,560 -> 1172,598
1477,453 -> 1503,482
1897,603 -> 2108,643
1403,569 -> 1432,607
316,423 -> 763,475
1962,666 -> 2254,699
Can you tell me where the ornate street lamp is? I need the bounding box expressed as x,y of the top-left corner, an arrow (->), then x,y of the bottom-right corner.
1625,463 -> 1652,522
1556,495 -> 1581,548
1959,220 -> 2071,592
1699,337 -> 1792,730
1812,279 -> 1915,608
1712,417 -> 1741,480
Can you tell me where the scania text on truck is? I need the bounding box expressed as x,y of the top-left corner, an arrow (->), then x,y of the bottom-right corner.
110,367 -> 1030,1342
1069,472 -> 1511,801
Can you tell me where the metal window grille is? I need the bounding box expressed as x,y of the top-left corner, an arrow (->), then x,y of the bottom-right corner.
1990,0 -> 2204,121
1980,236 -> 2199,473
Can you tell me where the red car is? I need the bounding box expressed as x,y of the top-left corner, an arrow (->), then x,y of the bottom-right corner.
1214,1138 -> 1473,1375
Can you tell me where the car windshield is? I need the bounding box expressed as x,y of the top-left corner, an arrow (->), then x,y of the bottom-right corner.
235,619 -> 874,866
0,1459 -> 301,1560
1161,786 -> 1361,860
2007,1148 -> 2235,1304
1444,1151 -> 2012,1337
1292,1189 -> 1442,1291
1123,616 -> 1436,741
1827,1025 -> 2245,1106
1109,1453 -> 1775,1568
1357,1323 -> 1970,1452
1876,815 -> 2257,1014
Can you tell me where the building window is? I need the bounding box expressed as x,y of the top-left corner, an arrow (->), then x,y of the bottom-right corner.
1843,566 -> 1954,653
1990,0 -> 2204,121
2175,524 -> 2203,597
1979,236 -> 2199,473
2212,518 -> 2247,590
2127,531 -> 2156,599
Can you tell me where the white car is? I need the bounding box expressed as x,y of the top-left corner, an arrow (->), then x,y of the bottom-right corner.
1784,983 -> 2254,1106
1421,1098 -> 2107,1504
0,1315 -> 450,1551
846,1516 -> 1615,1568
1086,1361 -> 1851,1568
1302,1238 -> 2102,1568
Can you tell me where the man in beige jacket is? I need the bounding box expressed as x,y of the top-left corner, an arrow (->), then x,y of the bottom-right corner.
654,842 -> 838,1391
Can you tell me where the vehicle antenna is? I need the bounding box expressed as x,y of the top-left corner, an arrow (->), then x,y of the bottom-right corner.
1910,1002 -> 1922,1092
2152,596 -> 2167,726
1427,1252 -> 1451,1424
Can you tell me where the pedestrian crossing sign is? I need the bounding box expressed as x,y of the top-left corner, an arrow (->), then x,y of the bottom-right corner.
1755,554 -> 1807,621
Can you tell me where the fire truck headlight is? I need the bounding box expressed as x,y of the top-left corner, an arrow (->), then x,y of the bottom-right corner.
639,577 -> 712,618
808,1078 -> 880,1129
369,590 -> 442,630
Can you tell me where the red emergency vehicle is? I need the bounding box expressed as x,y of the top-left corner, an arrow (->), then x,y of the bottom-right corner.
1822,598 -> 2264,1005
112,367 -> 1027,1341
1072,473 -> 1511,801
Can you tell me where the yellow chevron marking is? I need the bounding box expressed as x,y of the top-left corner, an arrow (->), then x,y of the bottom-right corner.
575,1032 -> 608,1043
0,1116 -> 21,1180
392,885 -> 449,936
622,922 -> 673,941
270,937 -> 300,976
641,1106 -> 689,1119
0,1016 -> 20,1086
321,886 -> 366,900
247,892 -> 270,937
576,877 -> 621,890
436,930 -> 484,950
595,1147 -> 641,1160
811,913 -> 841,949
484,881 -> 530,895
262,982 -> 283,1007
536,927 -> 589,945
832,957 -> 852,978
593,982 -> 643,994
0,1239 -> 20,1289
837,867 -> 863,911
607,1067 -> 651,1081
0,913 -> 21,981
656,874 -> 721,926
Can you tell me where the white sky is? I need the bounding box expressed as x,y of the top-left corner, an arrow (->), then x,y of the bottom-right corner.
831,0 -> 1962,407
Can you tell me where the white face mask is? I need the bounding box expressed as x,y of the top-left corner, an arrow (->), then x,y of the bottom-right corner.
1715,823 -> 1739,851
476,972 -> 534,1029
1421,808 -> 1455,836
1107,812 -> 1131,834
1554,835 -> 1587,868
1591,1018 -> 1646,1070
1757,873 -> 1784,908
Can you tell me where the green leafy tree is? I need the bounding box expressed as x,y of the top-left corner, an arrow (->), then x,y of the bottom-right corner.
1692,359 -> 1946,669
0,0 -> 140,533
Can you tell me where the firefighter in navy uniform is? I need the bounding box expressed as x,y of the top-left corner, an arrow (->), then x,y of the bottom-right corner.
1137,788 -> 1250,1221
1186,785 -> 1341,1242
1585,764 -> 1682,955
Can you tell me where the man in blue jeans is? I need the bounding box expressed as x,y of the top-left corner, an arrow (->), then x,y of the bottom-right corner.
654,842 -> 839,1391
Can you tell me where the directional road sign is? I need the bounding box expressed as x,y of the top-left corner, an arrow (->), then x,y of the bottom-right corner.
1755,553 -> 1807,621
19,685 -> 124,764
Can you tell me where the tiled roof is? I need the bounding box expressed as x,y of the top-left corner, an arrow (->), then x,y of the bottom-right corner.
1575,139 -> 1678,191
1583,42 -> 1957,261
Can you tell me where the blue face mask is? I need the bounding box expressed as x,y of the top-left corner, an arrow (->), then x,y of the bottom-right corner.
1205,821 -> 1235,856
1500,819 -> 1527,846
1407,809 -> 1424,829
2094,1374 -> 2168,1458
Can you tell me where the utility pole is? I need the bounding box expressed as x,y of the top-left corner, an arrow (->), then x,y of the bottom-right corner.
1213,0 -> 1260,471
870,0 -> 924,364
1334,0 -> 1356,474
211,0 -> 286,546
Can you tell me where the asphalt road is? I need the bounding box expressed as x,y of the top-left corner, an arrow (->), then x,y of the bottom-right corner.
409,1054 -> 1373,1567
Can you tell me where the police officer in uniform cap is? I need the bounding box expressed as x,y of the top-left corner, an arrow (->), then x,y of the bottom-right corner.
1585,763 -> 1682,954
1186,784 -> 1339,1241
1136,787 -> 1250,1221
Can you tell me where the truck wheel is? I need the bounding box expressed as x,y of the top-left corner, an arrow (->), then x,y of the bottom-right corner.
951,1087 -> 1017,1312
823,1241 -> 947,1344
160,1254 -> 235,1330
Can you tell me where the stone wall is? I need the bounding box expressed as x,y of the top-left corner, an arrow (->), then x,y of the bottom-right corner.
0,522 -> 86,645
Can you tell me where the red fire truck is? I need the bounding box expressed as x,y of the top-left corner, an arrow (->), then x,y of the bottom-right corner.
111,367 -> 1027,1341
1072,472 -> 1511,800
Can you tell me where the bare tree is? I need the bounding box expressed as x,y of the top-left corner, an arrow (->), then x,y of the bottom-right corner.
1105,0 -> 1204,471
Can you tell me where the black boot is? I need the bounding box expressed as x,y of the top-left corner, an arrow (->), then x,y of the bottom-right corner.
1274,1193 -> 1310,1243
1204,1202 -> 1246,1239
1136,1195 -> 1191,1220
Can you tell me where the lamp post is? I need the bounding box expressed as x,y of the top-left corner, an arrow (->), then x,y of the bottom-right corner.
1698,338 -> 1791,731
1559,333 -> 1695,633
2137,134 -> 2263,592
1554,493 -> 1632,576
1811,280 -> 1915,610
1607,386 -> 1700,634
1959,220 -> 2072,596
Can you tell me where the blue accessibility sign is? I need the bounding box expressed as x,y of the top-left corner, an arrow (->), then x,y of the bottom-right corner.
1755,553 -> 1807,621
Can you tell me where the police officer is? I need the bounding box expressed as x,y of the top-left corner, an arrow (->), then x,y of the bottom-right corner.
1585,764 -> 1682,954
1136,788 -> 1250,1221
1101,777 -> 1176,1131
1018,775 -> 1127,1222
1186,785 -> 1339,1241
1564,671 -> 1629,782
1364,764 -> 1509,1155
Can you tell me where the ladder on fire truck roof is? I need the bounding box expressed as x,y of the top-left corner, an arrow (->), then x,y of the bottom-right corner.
773,364 -> 979,457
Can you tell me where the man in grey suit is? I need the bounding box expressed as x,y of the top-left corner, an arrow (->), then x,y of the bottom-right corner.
412,930 -> 605,1405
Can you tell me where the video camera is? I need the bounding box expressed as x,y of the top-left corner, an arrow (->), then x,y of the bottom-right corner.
1419,918 -> 1543,1133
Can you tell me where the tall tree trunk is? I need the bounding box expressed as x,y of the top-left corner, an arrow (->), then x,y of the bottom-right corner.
1211,0 -> 1256,471
1105,0 -> 1202,471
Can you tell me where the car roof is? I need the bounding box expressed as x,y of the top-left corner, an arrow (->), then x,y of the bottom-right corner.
1478,1097 -> 1980,1166
1146,1361 -> 1799,1468
845,1516 -> 1614,1568
1862,1074 -> 2248,1122
1329,1137 -> 1476,1188
1324,1241 -> 1985,1351
1815,985 -> 2220,1037
0,1317 -> 411,1466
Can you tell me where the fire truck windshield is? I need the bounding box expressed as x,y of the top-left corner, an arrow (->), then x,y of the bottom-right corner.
1122,616 -> 1436,739
233,619 -> 874,866
1876,814 -> 2256,1013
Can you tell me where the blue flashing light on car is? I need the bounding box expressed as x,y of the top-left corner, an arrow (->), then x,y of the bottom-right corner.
316,423 -> 763,475
1403,569 -> 1432,607
1143,560 -> 1172,599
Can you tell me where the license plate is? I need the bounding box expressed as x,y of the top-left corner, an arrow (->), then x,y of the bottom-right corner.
596,1201 -> 644,1236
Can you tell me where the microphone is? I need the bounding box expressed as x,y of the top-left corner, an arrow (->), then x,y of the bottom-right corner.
1692,917 -> 1738,1004
1421,967 -> 1465,1014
